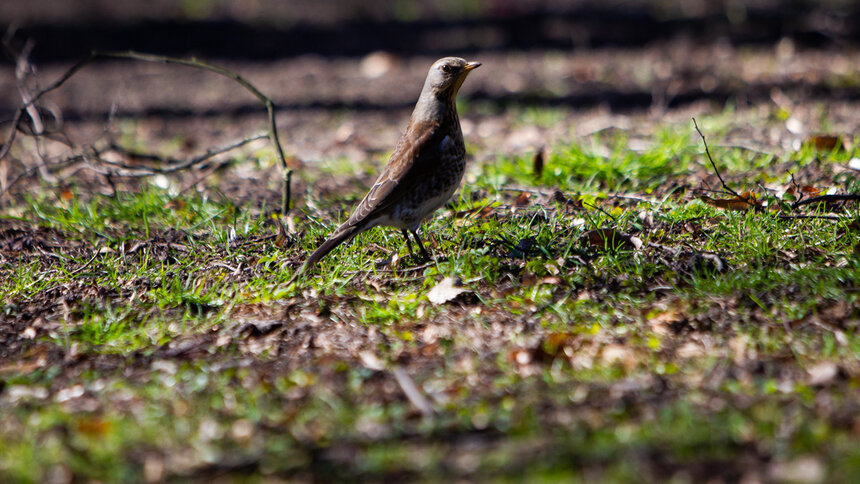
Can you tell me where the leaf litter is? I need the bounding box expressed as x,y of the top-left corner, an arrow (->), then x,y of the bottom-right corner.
1,57 -> 860,483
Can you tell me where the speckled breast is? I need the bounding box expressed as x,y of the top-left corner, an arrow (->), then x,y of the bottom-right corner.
394,127 -> 466,229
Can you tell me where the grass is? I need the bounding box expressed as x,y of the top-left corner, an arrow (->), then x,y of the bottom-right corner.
1,114 -> 859,482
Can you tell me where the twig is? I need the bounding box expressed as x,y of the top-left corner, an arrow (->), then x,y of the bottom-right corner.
692,117 -> 745,200
583,201 -> 617,221
69,250 -> 102,276
0,154 -> 84,197
4,50 -> 293,212
101,133 -> 266,175
344,261 -> 436,275
777,214 -> 844,221
792,194 -> 860,209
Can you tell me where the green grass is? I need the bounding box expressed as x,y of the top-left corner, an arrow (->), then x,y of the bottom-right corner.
2,115 -> 860,481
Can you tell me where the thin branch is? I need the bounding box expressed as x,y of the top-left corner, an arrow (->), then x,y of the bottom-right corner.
777,214 -> 845,221
102,133 -> 266,175
4,50 -> 294,212
792,194 -> 860,209
692,117 -> 743,199
0,154 -> 84,197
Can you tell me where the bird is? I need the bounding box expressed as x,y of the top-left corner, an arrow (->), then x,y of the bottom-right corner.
291,57 -> 480,281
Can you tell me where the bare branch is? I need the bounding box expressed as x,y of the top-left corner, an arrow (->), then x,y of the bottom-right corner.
2,49 -> 294,212
692,117 -> 742,199
101,133 -> 266,175
792,193 -> 860,209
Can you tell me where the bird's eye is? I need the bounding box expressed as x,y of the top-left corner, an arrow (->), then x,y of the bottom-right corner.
441,64 -> 452,73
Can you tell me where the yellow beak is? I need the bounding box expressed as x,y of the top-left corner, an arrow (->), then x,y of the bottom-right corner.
464,61 -> 482,71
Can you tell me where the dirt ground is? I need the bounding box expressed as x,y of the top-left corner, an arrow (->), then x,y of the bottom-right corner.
1,0 -> 859,181
1,1 -> 860,482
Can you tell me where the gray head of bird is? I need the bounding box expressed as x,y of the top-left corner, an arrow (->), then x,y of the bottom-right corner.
422,57 -> 481,102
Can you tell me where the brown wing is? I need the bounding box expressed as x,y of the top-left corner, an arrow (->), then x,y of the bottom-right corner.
343,118 -> 445,228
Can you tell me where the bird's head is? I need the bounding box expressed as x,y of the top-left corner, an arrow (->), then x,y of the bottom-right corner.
423,57 -> 481,100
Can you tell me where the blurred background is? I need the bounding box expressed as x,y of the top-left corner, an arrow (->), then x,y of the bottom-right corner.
1,0 -> 858,165
3,0 -> 858,59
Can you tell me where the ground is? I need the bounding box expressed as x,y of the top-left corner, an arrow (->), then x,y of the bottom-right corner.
1,1 -> 860,482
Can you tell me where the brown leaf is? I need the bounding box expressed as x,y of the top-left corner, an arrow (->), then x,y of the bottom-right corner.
699,190 -> 761,211
542,332 -> 574,358
580,228 -> 642,251
165,199 -> 186,210
274,219 -> 291,249
514,191 -> 531,207
76,418 -> 112,437
805,134 -> 844,152
60,188 -> 74,202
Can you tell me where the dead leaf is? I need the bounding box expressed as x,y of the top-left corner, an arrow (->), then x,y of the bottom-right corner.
805,134 -> 844,152
542,332 -> 575,359
76,418 -> 112,437
800,185 -> 822,196
427,277 -> 467,305
274,219 -> 291,249
699,190 -> 762,211
60,188 -> 74,202
165,199 -> 186,210
580,228 -> 642,251
514,191 -> 530,207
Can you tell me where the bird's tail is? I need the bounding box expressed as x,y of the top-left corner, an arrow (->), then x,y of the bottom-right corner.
287,224 -> 359,286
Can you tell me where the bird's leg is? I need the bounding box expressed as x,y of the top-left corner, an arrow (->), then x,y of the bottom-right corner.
410,229 -> 432,262
401,229 -> 415,258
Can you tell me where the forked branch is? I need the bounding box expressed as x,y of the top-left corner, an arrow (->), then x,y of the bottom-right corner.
3,50 -> 293,212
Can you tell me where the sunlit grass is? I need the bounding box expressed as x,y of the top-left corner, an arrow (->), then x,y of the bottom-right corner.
2,113 -> 860,481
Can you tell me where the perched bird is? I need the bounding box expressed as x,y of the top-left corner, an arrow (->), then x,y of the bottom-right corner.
292,57 -> 480,279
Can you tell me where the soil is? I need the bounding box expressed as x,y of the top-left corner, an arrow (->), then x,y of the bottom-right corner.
1,2 -> 860,481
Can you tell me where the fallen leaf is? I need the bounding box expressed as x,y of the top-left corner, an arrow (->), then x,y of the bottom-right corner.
76,418 -> 112,437
427,277 -> 467,305
580,228 -> 641,251
699,190 -> 762,211
514,191 -> 530,206
165,199 -> 186,210
60,188 -> 74,202
800,185 -> 822,196
805,134 -> 843,152
274,220 -> 291,249
542,332 -> 575,358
